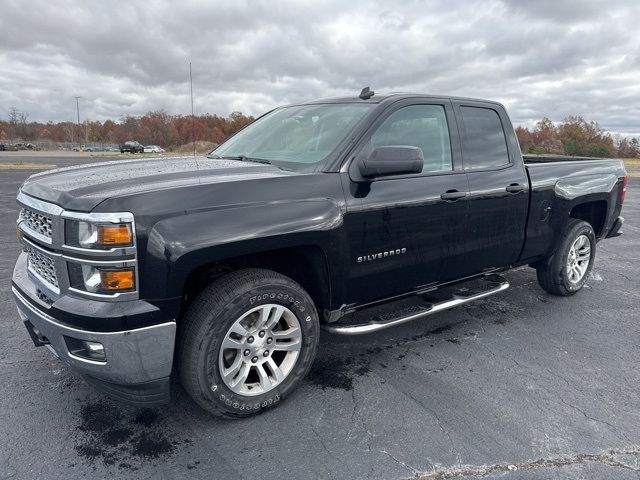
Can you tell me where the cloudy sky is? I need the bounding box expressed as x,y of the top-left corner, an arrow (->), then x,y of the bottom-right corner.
1,0 -> 639,135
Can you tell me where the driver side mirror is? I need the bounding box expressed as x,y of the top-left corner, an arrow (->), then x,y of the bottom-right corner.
349,146 -> 423,182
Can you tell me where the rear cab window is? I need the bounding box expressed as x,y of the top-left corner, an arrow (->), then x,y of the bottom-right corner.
459,106 -> 510,170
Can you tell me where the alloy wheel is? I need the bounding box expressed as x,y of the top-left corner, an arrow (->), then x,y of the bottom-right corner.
218,304 -> 302,396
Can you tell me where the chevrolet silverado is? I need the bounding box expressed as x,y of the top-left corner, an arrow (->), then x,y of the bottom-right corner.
12,90 -> 627,417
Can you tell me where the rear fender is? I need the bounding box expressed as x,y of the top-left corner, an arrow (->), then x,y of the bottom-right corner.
554,173 -> 618,200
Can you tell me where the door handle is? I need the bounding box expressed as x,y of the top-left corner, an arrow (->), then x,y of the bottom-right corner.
440,190 -> 467,201
506,183 -> 525,194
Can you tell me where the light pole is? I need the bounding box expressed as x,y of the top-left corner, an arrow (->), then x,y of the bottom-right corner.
190,62 -> 195,157
75,96 -> 81,124
74,96 -> 81,148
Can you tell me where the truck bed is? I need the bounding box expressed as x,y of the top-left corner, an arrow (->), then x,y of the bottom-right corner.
519,156 -> 626,263
524,157 -> 626,184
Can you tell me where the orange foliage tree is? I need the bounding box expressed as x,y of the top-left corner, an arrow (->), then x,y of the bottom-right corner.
516,116 -> 633,158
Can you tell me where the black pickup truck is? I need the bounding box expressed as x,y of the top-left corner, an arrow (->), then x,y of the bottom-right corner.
119,140 -> 144,154
12,91 -> 627,417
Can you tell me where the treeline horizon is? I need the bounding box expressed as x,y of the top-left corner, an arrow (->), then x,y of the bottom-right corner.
0,109 -> 255,148
1,108 -> 639,158
516,116 -> 639,159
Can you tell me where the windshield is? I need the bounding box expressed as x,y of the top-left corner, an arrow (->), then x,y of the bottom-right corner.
210,104 -> 372,167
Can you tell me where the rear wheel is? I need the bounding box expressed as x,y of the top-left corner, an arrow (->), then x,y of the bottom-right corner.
178,268 -> 319,418
536,219 -> 596,296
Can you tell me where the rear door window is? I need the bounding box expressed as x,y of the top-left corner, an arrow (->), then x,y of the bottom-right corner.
460,106 -> 509,170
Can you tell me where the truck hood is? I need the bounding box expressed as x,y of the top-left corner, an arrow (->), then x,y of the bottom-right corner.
20,156 -> 294,211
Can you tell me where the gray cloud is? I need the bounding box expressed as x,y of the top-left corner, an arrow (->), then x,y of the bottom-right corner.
1,0 -> 639,135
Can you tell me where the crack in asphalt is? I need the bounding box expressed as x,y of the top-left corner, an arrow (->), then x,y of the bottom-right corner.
416,446 -> 640,479
379,449 -> 420,476
399,387 -> 462,471
557,397 -> 634,445
310,425 -> 332,455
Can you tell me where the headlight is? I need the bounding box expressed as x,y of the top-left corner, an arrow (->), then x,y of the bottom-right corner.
81,264 -> 102,291
68,220 -> 134,249
72,264 -> 136,293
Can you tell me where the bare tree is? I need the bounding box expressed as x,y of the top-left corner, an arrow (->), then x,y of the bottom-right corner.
18,111 -> 30,140
8,107 -> 19,125
62,122 -> 75,145
7,107 -> 20,139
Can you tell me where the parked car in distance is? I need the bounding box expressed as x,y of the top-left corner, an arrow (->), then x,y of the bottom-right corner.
119,141 -> 144,154
14,143 -> 34,150
12,90 -> 627,418
0,144 -> 5,151
73,145 -> 93,152
144,145 -> 165,153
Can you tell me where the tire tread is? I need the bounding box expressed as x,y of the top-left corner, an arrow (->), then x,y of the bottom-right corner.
177,268 -> 317,418
535,219 -> 595,296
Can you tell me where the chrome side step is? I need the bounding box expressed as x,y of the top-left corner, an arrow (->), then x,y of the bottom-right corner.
324,275 -> 510,335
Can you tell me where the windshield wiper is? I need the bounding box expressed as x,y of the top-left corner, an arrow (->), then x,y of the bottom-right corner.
209,154 -> 271,165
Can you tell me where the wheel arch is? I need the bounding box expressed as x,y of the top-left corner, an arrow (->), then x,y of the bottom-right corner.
180,245 -> 333,322
569,199 -> 608,238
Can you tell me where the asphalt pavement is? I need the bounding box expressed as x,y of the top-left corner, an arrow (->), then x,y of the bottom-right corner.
1,158 -> 639,479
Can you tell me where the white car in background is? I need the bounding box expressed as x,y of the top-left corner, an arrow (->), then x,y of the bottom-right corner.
144,145 -> 165,153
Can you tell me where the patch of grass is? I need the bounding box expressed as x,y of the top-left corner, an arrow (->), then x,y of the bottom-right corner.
0,162 -> 57,170
623,158 -> 640,169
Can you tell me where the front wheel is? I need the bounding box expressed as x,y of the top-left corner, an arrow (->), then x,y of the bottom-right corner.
536,219 -> 596,296
178,268 -> 320,418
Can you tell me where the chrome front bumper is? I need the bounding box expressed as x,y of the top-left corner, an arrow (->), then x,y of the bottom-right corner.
12,285 -> 176,386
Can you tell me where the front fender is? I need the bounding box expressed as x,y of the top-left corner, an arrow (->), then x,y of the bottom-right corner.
142,199 -> 345,298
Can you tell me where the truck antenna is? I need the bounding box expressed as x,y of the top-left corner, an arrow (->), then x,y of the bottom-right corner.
359,86 -> 375,100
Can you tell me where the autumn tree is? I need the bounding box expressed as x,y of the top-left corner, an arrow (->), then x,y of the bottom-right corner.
515,115 -> 630,158
617,137 -> 640,158
532,118 -> 564,155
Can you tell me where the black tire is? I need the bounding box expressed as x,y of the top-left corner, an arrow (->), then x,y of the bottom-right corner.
178,268 -> 320,418
536,219 -> 596,296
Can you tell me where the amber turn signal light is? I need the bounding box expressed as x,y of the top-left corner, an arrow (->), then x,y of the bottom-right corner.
100,269 -> 135,291
97,224 -> 133,246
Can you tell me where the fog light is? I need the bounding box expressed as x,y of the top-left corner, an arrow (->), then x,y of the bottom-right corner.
84,341 -> 105,358
64,336 -> 106,362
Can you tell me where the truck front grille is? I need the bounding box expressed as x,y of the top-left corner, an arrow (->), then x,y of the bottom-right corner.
21,207 -> 53,239
25,246 -> 59,289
